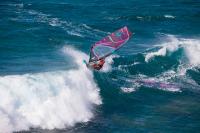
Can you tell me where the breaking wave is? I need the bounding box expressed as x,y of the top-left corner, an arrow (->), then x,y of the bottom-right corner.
143,36 -> 200,90
115,36 -> 200,93
100,55 -> 119,73
0,47 -> 101,133
145,35 -> 200,66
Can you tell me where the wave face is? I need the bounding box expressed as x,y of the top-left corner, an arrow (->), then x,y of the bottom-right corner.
145,35 -> 200,66
0,47 -> 101,133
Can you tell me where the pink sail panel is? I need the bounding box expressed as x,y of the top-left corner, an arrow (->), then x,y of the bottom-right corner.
89,26 -> 132,62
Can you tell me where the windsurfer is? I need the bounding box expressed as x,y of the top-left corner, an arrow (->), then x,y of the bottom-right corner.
85,26 -> 132,71
87,58 -> 105,70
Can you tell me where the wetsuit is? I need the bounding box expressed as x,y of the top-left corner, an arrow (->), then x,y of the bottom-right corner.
88,59 -> 105,70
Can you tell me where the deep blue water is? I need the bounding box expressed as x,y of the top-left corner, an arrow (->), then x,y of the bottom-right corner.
0,0 -> 200,133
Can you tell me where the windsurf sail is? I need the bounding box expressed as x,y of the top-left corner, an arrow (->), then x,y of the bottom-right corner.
89,26 -> 132,62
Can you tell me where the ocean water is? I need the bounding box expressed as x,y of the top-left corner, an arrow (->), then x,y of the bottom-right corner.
0,0 -> 200,133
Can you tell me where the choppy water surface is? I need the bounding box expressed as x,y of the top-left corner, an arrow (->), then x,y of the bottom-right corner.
0,0 -> 200,132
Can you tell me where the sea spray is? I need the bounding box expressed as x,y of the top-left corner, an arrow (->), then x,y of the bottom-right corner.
145,36 -> 200,65
0,47 -> 101,133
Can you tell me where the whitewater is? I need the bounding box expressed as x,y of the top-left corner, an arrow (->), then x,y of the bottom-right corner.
0,47 -> 102,133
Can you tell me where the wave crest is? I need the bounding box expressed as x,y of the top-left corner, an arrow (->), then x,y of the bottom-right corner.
145,35 -> 200,66
0,47 -> 101,133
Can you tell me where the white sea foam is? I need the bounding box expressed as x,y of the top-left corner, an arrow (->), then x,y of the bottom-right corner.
157,85 -> 181,92
66,31 -> 83,37
144,35 -> 200,89
25,10 -> 85,37
118,62 -> 140,69
145,36 -> 200,67
82,24 -> 92,30
164,15 -> 175,19
145,36 -> 179,62
49,18 -> 62,27
0,47 -> 101,133
82,24 -> 109,34
136,16 -> 143,20
121,87 -> 136,93
134,77 -> 181,92
100,55 -> 119,72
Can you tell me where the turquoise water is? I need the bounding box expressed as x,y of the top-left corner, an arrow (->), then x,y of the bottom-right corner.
0,0 -> 200,132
